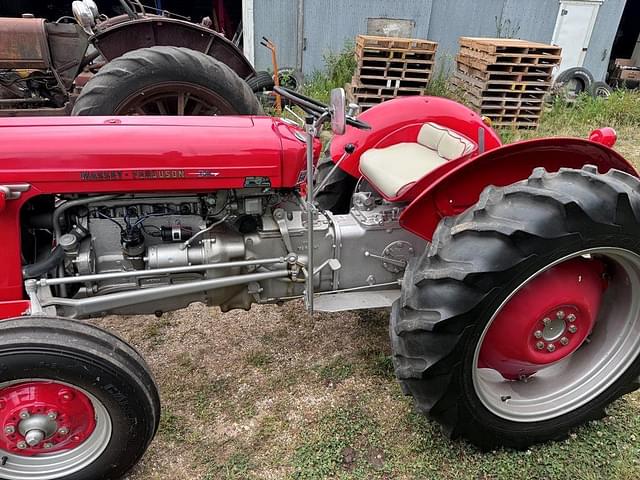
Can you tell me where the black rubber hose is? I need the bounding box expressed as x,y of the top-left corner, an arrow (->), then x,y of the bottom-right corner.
22,246 -> 65,279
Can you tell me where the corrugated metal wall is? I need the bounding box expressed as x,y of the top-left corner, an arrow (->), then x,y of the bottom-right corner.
251,0 -> 626,81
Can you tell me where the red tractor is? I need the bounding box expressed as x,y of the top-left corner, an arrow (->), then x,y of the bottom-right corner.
0,86 -> 637,479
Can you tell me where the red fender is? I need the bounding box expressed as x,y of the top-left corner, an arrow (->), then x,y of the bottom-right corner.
330,96 -> 502,178
399,137 -> 639,242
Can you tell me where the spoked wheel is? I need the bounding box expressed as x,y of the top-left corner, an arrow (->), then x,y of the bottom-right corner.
0,317 -> 160,479
114,82 -> 238,116
391,166 -> 640,449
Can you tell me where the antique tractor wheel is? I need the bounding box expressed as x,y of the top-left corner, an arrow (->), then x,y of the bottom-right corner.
391,166 -> 640,449
72,46 -> 262,116
0,317 -> 159,479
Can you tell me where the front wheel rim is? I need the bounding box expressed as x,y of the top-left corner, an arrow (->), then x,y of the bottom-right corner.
472,247 -> 640,423
0,380 -> 112,480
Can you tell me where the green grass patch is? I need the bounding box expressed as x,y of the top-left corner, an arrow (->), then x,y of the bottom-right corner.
314,356 -> 354,384
291,406 -> 386,479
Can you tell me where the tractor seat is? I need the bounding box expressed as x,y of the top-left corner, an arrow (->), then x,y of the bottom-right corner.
360,122 -> 475,200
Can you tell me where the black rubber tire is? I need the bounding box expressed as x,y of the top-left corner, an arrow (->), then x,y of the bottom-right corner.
314,154 -> 358,214
391,166 -> 640,450
0,317 -> 160,479
590,81 -> 613,98
246,70 -> 275,93
555,67 -> 594,94
72,46 -> 262,116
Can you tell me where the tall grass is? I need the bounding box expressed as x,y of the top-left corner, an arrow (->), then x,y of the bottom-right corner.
501,89 -> 640,143
303,43 -> 356,103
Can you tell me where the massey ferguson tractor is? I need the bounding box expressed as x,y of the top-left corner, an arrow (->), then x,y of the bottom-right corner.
0,0 -> 265,117
0,80 -> 638,479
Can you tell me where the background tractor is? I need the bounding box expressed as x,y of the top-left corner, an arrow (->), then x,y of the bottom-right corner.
0,0 -> 268,117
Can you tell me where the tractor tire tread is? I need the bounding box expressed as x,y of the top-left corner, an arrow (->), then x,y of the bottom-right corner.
390,165 -> 640,449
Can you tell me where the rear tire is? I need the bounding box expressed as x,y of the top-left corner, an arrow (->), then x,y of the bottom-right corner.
391,166 -> 640,449
72,46 -> 262,116
0,317 -> 159,479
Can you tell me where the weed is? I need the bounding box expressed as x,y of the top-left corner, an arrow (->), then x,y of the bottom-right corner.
246,349 -> 273,368
315,356 -> 354,384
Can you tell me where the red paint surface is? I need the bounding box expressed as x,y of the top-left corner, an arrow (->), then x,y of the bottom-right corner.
330,96 -> 502,178
400,137 -> 639,241
479,258 -> 606,380
0,381 -> 96,456
0,115 -> 319,303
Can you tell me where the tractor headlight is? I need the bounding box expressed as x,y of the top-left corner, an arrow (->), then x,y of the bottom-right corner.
83,0 -> 100,19
72,1 -> 95,34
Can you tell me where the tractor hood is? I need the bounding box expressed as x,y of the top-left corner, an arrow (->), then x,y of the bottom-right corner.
0,116 -> 313,194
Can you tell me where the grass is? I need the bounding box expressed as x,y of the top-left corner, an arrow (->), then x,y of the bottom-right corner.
93,53 -> 640,480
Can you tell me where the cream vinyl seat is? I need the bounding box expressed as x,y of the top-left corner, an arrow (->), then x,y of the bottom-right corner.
360,122 -> 475,199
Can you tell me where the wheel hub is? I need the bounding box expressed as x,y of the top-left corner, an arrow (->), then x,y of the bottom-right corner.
478,258 -> 607,380
0,382 -> 96,456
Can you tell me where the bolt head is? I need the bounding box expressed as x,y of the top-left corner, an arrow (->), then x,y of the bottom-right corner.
556,310 -> 565,320
16,441 -> 27,449
534,330 -> 543,339
568,325 -> 578,334
547,343 -> 556,352
47,411 -> 58,420
43,442 -> 53,449
560,337 -> 569,346
19,410 -> 29,420
58,427 -> 69,436
536,341 -> 545,350
4,425 -> 14,435
567,313 -> 576,322
542,317 -> 551,325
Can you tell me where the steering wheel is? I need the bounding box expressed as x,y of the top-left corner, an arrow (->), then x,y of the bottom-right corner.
273,86 -> 371,130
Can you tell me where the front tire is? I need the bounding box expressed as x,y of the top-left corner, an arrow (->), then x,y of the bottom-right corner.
72,46 -> 262,116
0,317 -> 160,479
391,166 -> 640,449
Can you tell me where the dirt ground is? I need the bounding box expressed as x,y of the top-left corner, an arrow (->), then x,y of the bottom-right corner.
93,126 -> 640,480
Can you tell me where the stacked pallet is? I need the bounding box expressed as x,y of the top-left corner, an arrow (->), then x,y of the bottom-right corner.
349,35 -> 438,110
452,37 -> 562,128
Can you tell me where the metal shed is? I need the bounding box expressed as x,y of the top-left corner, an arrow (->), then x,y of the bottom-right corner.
243,0 -> 631,81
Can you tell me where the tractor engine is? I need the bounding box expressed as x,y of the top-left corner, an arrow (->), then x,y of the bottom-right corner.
22,186 -> 423,318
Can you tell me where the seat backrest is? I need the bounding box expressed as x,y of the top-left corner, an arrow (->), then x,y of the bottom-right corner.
417,122 -> 475,160
438,130 -> 475,160
417,123 -> 446,150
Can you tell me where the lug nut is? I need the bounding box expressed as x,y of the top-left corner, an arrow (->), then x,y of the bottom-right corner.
43,442 -> 53,449
542,317 -> 551,325
534,330 -> 543,339
547,344 -> 556,352
58,427 -> 69,436
4,425 -> 15,435
567,313 -> 576,322
556,310 -> 565,320
536,341 -> 545,350
16,441 -> 27,449
568,325 -> 578,334
47,411 -> 58,420
19,410 -> 29,420
560,337 -> 569,346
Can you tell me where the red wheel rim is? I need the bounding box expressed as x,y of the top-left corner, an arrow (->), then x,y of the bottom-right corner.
479,257 -> 607,380
0,381 -> 96,456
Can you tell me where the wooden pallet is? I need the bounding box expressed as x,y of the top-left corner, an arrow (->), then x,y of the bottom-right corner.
356,35 -> 437,53
452,37 -> 561,128
351,35 -> 438,110
459,37 -> 561,57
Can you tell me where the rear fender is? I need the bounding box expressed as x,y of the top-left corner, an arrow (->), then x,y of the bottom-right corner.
330,96 -> 502,178
91,17 -> 256,79
400,138 -> 639,242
